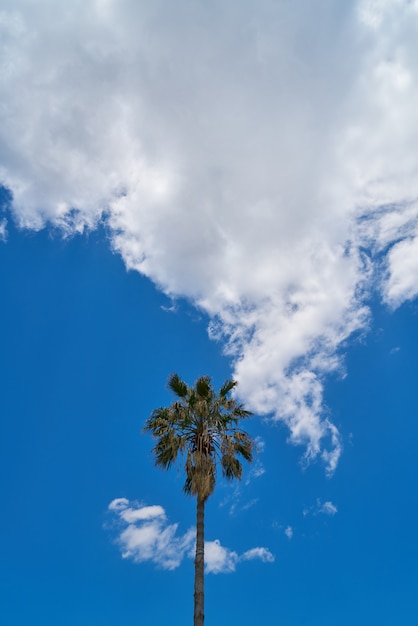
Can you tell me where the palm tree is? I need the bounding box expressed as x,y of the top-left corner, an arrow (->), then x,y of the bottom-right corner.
144,373 -> 253,626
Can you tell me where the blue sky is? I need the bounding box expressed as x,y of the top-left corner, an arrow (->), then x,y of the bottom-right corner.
1,1 -> 418,624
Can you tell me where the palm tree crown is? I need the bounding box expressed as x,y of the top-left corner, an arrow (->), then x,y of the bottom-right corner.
144,373 -> 253,501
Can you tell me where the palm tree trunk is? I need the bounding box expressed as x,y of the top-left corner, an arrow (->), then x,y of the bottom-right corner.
194,496 -> 205,626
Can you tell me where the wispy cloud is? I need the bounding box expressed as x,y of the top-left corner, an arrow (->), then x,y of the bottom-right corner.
222,436 -> 266,515
2,1 -> 418,471
272,522 -> 294,539
0,218 -> 7,242
241,547 -> 275,564
227,459 -> 266,515
240,499 -> 259,512
245,461 -> 266,486
303,499 -> 338,517
245,437 -> 266,485
108,498 -> 274,574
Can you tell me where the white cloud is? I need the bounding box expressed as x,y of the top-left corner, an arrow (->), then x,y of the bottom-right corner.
241,547 -> 275,563
320,501 -> 338,516
108,498 -> 193,570
304,499 -> 338,517
2,1 -> 418,471
358,0 -> 405,30
204,542 -> 275,574
284,526 -> 293,540
385,235 -> 418,307
254,437 -> 265,454
0,218 -> 7,242
108,497 -> 130,511
120,504 -> 166,524
108,498 -> 274,574
204,540 -> 238,574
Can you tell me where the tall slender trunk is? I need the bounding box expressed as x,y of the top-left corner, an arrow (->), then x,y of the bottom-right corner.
194,496 -> 205,626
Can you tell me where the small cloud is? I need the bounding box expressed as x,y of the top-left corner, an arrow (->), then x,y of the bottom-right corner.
107,497 -> 274,574
390,346 -> 400,354
204,542 -> 274,574
204,540 -> 238,574
241,547 -> 275,563
272,521 -> 293,539
284,526 -> 293,539
254,436 -> 265,454
303,498 -> 338,517
321,421 -> 342,477
320,500 -> 338,516
108,497 -> 129,511
0,218 -> 7,242
120,505 -> 166,523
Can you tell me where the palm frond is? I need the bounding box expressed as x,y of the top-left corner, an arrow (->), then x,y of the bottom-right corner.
153,431 -> 186,469
195,376 -> 212,399
219,379 -> 237,398
221,455 -> 242,480
168,373 -> 188,398
233,433 -> 253,462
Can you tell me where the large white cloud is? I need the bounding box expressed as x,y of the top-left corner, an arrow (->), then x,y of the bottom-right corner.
1,0 -> 418,471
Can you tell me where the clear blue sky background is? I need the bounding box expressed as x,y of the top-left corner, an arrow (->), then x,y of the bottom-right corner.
1,2 -> 418,624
